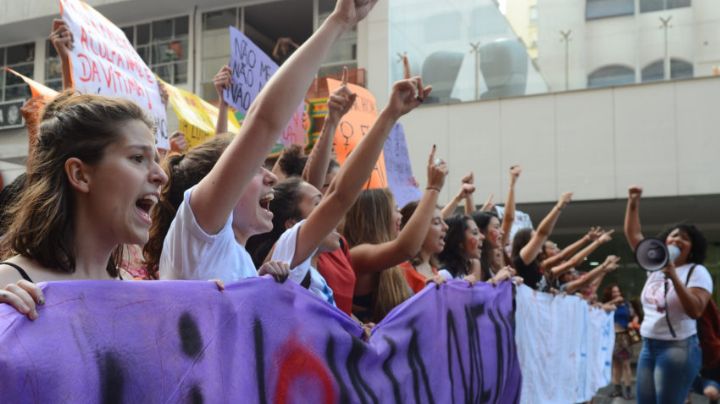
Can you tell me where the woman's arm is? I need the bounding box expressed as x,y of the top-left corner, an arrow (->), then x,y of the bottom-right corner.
624,186 -> 644,251
441,173 -> 475,218
546,229 -> 612,276
303,68 -> 356,190
519,192 -> 573,265
563,255 -> 620,294
350,146 -> 448,273
500,165 -> 521,247
665,264 -> 712,319
461,172 -> 476,215
50,19 -> 74,90
191,0 -> 378,234
213,66 -> 232,134
290,78 -> 431,268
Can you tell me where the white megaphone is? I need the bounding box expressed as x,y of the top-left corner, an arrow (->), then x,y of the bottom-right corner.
635,238 -> 681,272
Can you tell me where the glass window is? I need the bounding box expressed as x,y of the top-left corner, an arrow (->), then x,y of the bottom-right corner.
586,0 -> 634,20
641,58 -> 694,82
1,43 -> 35,101
122,16 -> 190,84
640,0 -> 691,13
45,40 -> 64,92
587,65 -> 635,88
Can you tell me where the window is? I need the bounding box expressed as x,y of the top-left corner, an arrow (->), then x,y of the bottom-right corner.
587,65 -> 635,88
318,0 -> 357,71
641,59 -> 694,82
640,0 -> 691,13
201,8 -> 240,100
121,16 -> 189,85
1,43 -> 35,101
586,0 -> 634,20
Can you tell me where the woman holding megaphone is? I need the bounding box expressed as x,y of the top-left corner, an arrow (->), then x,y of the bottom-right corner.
624,185 -> 712,404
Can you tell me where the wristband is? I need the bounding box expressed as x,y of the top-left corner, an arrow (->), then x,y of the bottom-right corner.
426,187 -> 440,192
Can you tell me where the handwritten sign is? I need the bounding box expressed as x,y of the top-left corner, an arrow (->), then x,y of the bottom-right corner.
383,123 -> 422,207
327,78 -> 387,189
0,279 -> 521,403
224,27 -> 305,146
59,0 -> 168,149
162,79 -> 241,149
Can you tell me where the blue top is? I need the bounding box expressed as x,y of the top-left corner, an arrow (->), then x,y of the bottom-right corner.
614,302 -> 630,329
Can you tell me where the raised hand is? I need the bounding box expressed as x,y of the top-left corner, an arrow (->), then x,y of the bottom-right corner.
598,229 -> 614,244
327,67 -> 357,123
332,0 -> 380,28
426,145 -> 448,191
0,280 -> 44,321
628,185 -> 643,201
510,165 -> 522,183
385,77 -> 432,119
480,193 -> 495,212
213,66 -> 232,99
169,131 -> 187,153
586,226 -> 603,241
556,192 -> 573,209
602,255 -> 621,272
49,19 -> 73,58
258,260 -> 290,283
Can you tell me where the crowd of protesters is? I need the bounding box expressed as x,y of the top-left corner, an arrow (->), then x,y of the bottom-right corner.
0,0 -> 716,402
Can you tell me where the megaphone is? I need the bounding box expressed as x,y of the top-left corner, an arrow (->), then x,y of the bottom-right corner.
635,238 -> 680,272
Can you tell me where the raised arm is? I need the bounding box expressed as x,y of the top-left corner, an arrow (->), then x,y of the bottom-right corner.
191,0 -> 378,234
50,19 -> 74,90
351,145 -> 448,273
441,172 -> 475,218
542,226 -> 601,270
519,192 -> 572,265
213,65 -> 232,134
624,185 -> 644,251
303,68 -> 356,190
291,77 -> 431,267
563,255 -> 620,295
548,229 -> 614,277
500,165 -> 521,247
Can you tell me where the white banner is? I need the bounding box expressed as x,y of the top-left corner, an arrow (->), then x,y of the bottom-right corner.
59,0 -> 168,149
515,285 -> 614,404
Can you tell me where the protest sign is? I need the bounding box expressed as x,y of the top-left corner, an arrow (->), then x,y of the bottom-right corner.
515,285 -> 613,404
224,26 -> 305,147
58,0 -> 168,149
162,79 -> 240,149
327,78 -> 387,189
0,279 -> 521,402
383,123 -> 422,207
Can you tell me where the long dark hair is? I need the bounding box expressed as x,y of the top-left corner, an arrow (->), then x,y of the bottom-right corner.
658,223 -> 707,265
472,211 -> 500,278
438,215 -> 473,278
1,91 -> 153,276
511,228 -> 534,265
143,135 -> 231,278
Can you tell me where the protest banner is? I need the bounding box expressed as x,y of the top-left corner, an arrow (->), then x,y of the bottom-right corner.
495,205 -> 534,243
58,0 -> 168,149
327,78 -> 387,189
383,123 -> 422,207
0,279 -> 521,402
224,26 -> 305,147
162,79 -> 241,149
515,285 -> 613,404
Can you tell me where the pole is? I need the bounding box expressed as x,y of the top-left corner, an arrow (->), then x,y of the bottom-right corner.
559,30 -> 572,91
470,42 -> 481,100
660,16 -> 672,80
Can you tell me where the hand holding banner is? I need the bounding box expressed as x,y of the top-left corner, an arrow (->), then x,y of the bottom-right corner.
58,0 -> 168,149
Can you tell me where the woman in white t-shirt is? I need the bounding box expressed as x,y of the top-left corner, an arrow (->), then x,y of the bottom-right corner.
624,185 -> 713,404
142,0 -> 380,282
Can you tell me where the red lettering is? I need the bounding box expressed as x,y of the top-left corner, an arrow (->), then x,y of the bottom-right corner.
273,340 -> 335,404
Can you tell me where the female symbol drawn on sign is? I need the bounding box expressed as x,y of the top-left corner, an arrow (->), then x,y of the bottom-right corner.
339,120 -> 353,148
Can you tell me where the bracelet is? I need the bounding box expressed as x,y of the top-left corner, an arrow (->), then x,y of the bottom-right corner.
426,187 -> 440,192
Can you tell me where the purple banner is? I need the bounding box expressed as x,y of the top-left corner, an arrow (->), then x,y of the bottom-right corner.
383,123 -> 422,208
0,278 -> 521,403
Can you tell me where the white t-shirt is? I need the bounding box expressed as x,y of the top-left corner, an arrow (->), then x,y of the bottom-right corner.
159,187 -> 257,282
271,220 -> 336,307
640,263 -> 713,340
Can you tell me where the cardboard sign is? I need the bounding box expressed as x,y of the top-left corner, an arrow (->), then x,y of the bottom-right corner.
383,123 -> 422,207
0,279 -> 521,403
162,79 -> 240,149
224,27 -> 305,147
59,0 -> 168,149
326,78 -> 387,189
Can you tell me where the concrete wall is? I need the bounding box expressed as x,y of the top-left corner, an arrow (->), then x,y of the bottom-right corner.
397,76 -> 720,204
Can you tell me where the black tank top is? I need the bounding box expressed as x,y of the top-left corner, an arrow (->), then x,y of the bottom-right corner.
0,261 -> 34,283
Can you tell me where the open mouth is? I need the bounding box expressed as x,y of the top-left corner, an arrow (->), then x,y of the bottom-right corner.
135,194 -> 158,224
259,192 -> 274,211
